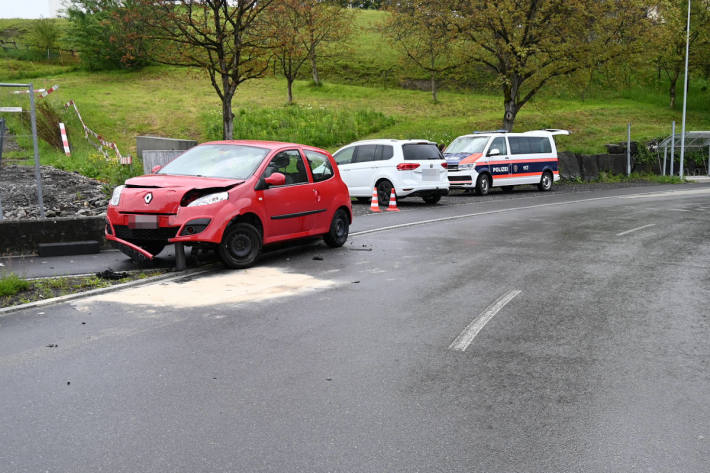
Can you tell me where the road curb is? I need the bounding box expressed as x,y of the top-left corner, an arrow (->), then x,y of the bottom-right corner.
0,267 -> 214,316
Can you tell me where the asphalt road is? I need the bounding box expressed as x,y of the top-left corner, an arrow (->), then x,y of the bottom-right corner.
1,182 -> 709,472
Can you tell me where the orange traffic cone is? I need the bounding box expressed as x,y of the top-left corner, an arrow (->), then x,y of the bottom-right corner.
386,188 -> 400,212
369,186 -> 381,212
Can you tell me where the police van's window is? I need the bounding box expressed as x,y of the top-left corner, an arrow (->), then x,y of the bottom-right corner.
402,143 -> 442,160
353,145 -> 377,163
377,145 -> 394,160
334,147 -> 354,165
445,136 -> 489,154
489,137 -> 507,155
509,137 -> 552,155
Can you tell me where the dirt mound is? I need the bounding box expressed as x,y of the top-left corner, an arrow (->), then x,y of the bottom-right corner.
0,164 -> 108,219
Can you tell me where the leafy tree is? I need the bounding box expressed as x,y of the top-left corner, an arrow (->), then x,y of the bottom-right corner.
259,1 -> 353,102
260,0 -> 312,104
139,0 -> 274,140
449,0 -> 656,131
65,0 -> 151,70
302,1 -> 354,86
338,1 -> 383,8
655,1 -> 710,108
28,18 -> 61,59
383,1 -> 461,102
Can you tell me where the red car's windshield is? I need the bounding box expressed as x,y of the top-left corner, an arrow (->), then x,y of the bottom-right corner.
158,144 -> 269,179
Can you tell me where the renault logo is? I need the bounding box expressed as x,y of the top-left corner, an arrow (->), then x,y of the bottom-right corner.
144,193 -> 153,204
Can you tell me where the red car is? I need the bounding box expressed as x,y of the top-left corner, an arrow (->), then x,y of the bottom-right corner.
105,141 -> 352,268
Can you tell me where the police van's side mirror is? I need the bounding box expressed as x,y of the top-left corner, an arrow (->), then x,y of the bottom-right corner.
488,148 -> 501,156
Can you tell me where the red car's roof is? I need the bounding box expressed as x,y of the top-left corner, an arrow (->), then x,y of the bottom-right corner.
201,140 -> 329,153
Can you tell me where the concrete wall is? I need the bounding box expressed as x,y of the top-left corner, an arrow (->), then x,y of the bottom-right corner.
136,136 -> 197,162
142,150 -> 185,174
0,216 -> 105,256
559,153 -> 632,180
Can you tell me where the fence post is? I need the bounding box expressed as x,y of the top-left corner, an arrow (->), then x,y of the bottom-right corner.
0,117 -> 5,166
28,83 -> 46,218
663,144 -> 667,176
0,117 -> 4,220
626,123 -> 631,176
670,121 -> 676,176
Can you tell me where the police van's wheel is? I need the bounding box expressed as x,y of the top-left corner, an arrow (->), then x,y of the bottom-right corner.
218,222 -> 262,269
538,171 -> 553,192
475,174 -> 491,196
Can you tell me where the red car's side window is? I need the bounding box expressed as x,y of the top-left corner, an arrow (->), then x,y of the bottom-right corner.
264,150 -> 309,185
304,150 -> 334,183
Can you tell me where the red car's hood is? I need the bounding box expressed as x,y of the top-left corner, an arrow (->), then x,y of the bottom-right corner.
118,174 -> 244,214
126,174 -> 244,189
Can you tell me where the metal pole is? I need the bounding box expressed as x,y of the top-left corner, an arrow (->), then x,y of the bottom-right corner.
663,145 -> 667,176
28,83 -> 46,218
0,117 -> 4,220
679,0 -> 691,180
671,121 -> 676,176
707,144 -> 709,177
0,117 -> 5,167
627,123 -> 631,176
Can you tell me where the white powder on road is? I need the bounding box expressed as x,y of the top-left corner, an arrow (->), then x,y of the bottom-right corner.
82,267 -> 335,309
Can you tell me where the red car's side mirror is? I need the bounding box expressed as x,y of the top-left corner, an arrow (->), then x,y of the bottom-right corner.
264,172 -> 286,187
151,165 -> 162,173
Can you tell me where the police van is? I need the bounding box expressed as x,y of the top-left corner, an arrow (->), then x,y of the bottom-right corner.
444,129 -> 569,195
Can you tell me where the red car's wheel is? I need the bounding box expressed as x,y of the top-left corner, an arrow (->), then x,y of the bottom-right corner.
218,223 -> 262,269
324,209 -> 349,248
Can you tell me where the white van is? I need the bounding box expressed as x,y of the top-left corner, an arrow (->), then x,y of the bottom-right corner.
333,139 -> 449,205
444,129 -> 569,195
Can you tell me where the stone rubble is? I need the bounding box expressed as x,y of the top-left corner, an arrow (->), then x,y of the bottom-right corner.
0,164 -> 109,219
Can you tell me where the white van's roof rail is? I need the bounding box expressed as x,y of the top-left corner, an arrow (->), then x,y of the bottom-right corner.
522,129 -> 570,136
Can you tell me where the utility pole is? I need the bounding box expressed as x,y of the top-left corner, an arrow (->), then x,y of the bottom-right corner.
679,0 -> 692,180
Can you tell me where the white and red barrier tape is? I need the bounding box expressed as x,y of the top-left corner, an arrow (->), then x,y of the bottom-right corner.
41,85 -> 59,98
64,100 -> 132,165
59,122 -> 71,156
11,84 -> 59,97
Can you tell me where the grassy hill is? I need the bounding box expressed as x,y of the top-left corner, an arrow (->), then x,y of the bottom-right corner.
2,10 -> 710,186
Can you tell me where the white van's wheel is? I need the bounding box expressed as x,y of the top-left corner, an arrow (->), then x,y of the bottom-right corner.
538,171 -> 553,191
475,174 -> 491,196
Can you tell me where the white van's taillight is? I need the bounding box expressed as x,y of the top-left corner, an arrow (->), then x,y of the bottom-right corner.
441,162 -> 448,168
396,163 -> 420,171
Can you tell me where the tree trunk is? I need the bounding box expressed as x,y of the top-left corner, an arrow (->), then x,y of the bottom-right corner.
287,78 -> 294,105
669,69 -> 680,109
502,99 -> 518,132
222,94 -> 234,140
310,49 -> 320,86
431,73 -> 438,103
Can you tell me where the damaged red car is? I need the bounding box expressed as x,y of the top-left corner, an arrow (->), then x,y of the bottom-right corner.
105,141 -> 352,268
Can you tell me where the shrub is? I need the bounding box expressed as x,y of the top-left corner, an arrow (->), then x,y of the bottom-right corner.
0,273 -> 30,297
20,100 -> 63,150
203,104 -> 395,148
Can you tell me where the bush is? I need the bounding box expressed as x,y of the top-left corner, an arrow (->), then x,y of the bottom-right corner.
203,105 -> 396,149
20,100 -> 63,151
0,273 -> 30,297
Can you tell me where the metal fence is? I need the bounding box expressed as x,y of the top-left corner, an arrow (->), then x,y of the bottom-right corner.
0,83 -> 46,220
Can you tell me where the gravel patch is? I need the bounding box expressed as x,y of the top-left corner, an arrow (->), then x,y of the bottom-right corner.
0,164 -> 108,219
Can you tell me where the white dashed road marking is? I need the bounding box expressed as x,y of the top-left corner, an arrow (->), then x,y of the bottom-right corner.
449,289 -> 522,352
616,223 -> 656,237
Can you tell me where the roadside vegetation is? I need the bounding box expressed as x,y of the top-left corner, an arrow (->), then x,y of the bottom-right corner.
0,270 -> 165,308
1,5 -> 709,186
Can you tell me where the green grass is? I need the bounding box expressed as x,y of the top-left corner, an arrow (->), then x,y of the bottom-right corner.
0,273 -> 30,297
204,104 -> 395,149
